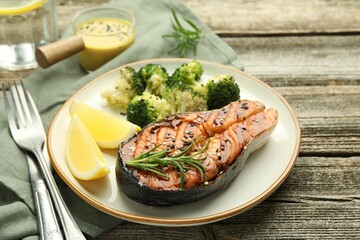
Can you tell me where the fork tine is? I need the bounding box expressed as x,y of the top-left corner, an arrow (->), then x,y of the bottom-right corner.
19,80 -> 40,126
2,82 -> 18,131
9,80 -> 30,128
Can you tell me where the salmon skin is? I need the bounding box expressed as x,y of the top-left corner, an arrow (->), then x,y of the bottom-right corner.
116,100 -> 278,206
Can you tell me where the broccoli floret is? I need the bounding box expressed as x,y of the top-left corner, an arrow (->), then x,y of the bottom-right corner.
101,67 -> 145,112
126,92 -> 171,128
162,78 -> 207,114
163,87 -> 207,114
160,60 -> 208,114
137,64 -> 168,96
128,68 -> 146,96
171,60 -> 203,86
206,74 -> 240,110
172,60 -> 207,96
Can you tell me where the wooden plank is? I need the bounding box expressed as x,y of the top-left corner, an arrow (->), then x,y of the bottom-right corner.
97,156 -> 360,239
224,35 -> 360,77
271,157 -> 360,198
298,116 -> 360,156
55,0 -> 360,36
182,0 -> 360,35
276,86 -> 359,118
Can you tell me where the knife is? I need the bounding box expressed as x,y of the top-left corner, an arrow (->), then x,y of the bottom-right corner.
27,93 -> 63,240
27,153 -> 63,240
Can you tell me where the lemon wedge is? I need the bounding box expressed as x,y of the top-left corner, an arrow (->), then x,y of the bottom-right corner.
0,0 -> 48,15
65,114 -> 110,180
69,100 -> 141,149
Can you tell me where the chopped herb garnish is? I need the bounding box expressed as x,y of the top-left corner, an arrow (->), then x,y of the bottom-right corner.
126,140 -> 209,189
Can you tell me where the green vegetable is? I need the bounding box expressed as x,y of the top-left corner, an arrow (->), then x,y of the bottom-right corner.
126,140 -> 209,189
126,92 -> 171,128
171,60 -> 204,85
101,67 -> 145,113
160,60 -> 207,114
126,67 -> 146,96
163,9 -> 202,57
126,64 -> 171,127
206,74 -> 241,110
161,60 -> 241,114
164,87 -> 207,114
137,64 -> 169,96
103,60 -> 240,127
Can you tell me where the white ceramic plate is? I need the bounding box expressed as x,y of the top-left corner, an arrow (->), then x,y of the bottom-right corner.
47,58 -> 300,226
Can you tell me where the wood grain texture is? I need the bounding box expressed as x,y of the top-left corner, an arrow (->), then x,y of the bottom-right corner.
182,0 -> 360,35
225,35 -> 360,77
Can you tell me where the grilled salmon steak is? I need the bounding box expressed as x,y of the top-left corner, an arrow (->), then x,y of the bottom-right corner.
116,100 -> 278,206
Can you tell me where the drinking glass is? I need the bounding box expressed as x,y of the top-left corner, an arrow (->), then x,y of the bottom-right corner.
0,0 -> 58,70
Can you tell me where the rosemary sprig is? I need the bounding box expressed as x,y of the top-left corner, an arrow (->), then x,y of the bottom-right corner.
162,9 -> 202,58
126,140 -> 209,189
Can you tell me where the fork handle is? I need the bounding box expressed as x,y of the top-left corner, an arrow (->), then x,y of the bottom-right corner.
33,147 -> 86,240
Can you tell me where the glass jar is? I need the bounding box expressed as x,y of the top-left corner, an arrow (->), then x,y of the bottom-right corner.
72,7 -> 135,71
0,0 -> 58,70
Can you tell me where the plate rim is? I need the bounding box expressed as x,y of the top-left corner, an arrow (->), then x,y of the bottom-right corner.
47,58 -> 301,226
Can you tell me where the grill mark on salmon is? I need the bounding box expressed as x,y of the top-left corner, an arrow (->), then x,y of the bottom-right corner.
121,100 -> 265,162
202,100 -> 265,136
116,100 -> 278,206
129,109 -> 278,190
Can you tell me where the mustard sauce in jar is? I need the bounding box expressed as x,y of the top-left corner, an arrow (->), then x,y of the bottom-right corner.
72,8 -> 135,71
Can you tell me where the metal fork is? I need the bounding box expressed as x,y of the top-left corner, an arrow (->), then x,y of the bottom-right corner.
2,80 -> 86,240
25,89 -> 62,240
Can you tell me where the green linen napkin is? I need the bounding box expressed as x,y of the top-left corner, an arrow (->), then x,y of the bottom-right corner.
0,0 -> 242,239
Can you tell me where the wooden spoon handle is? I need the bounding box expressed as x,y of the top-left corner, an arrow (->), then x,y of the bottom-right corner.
36,35 -> 85,68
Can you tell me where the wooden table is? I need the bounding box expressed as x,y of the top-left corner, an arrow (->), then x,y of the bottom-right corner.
2,1 -> 359,239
